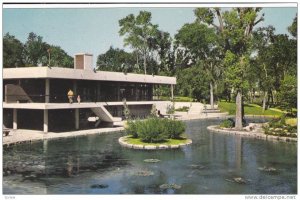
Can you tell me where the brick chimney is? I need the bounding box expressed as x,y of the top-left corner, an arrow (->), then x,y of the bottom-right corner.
74,53 -> 93,70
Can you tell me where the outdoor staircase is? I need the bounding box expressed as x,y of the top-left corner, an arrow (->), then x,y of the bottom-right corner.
188,103 -> 203,115
90,105 -> 122,125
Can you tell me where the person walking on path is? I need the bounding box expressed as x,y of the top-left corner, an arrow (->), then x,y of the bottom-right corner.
67,89 -> 74,104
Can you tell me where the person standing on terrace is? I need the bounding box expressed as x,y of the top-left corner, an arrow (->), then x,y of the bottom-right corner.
67,89 -> 74,104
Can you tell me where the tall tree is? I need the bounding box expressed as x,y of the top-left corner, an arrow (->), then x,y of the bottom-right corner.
96,46 -> 137,73
195,8 -> 264,129
47,45 -> 73,68
175,21 -> 222,108
288,15 -> 297,38
24,32 -> 49,66
119,11 -> 159,74
3,33 -> 25,68
150,30 -> 174,74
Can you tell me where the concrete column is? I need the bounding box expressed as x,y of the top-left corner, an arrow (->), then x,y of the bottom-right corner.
75,108 -> 79,130
43,110 -> 48,133
13,109 -> 17,130
45,79 -> 50,103
171,84 -> 174,100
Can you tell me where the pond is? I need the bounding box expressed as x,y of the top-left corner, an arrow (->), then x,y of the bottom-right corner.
3,118 -> 297,194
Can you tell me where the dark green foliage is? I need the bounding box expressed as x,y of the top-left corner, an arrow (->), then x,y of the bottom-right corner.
137,118 -> 168,143
3,32 -> 73,68
220,118 -> 235,128
277,75 -> 297,113
125,120 -> 140,138
163,119 -> 186,139
96,46 -> 137,72
176,65 -> 210,102
125,118 -> 186,143
3,33 -> 25,68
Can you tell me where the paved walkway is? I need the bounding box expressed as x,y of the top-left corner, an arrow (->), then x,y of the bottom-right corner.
3,127 -> 124,146
3,102 -> 228,146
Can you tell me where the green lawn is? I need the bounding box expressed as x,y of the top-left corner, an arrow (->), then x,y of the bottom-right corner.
125,136 -> 189,146
218,101 -> 283,117
160,96 -> 193,102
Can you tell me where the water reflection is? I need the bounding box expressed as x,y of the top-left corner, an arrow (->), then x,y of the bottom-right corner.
3,118 -> 297,194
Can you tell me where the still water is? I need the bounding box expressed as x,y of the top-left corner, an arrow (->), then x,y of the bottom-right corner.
3,119 -> 297,194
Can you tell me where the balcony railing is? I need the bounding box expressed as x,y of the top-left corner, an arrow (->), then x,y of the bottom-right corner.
4,94 -> 153,103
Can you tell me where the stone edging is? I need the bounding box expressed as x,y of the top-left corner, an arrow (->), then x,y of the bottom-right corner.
118,136 -> 192,150
207,125 -> 297,142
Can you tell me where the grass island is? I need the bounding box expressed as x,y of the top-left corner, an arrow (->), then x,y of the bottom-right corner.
119,117 -> 192,150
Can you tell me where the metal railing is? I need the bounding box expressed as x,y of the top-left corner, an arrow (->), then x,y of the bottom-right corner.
4,94 -> 153,104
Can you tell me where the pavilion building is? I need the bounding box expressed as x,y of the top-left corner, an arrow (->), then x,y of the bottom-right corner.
3,53 -> 176,133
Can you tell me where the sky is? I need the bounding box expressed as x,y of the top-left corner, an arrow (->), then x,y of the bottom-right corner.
3,6 -> 297,67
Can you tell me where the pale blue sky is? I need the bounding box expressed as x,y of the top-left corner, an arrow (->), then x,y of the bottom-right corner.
3,7 -> 297,67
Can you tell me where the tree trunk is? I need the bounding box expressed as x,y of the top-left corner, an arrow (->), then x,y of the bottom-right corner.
262,91 -> 268,111
210,82 -> 214,109
235,90 -> 243,130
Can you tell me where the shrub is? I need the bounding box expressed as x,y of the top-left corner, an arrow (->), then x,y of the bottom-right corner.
163,119 -> 186,139
220,118 -> 235,128
125,120 -> 141,138
263,115 -> 297,138
166,103 -> 175,114
138,118 -> 167,143
175,106 -> 190,112
125,118 -> 186,143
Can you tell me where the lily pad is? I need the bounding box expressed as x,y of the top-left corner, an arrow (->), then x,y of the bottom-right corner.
135,170 -> 154,177
225,177 -> 247,184
233,177 -> 246,184
188,164 -> 205,169
144,159 -> 161,163
258,166 -> 278,174
159,183 -> 181,190
90,184 -> 109,189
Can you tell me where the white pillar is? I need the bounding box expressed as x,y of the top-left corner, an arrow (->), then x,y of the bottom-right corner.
43,110 -> 48,133
171,84 -> 174,100
45,79 -> 50,103
75,108 -> 79,130
13,109 -> 17,130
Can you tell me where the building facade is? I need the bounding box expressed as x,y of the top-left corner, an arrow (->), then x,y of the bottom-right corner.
3,54 -> 176,133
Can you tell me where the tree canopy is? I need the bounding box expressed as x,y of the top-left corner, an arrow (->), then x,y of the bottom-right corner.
3,32 -> 73,68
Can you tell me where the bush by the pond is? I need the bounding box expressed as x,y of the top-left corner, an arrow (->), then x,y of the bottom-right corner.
263,115 -> 297,138
125,120 -> 141,138
163,118 -> 186,139
125,118 -> 186,143
220,118 -> 235,128
138,118 -> 168,143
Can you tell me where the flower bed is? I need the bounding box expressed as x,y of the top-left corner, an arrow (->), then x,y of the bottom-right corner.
263,116 -> 297,138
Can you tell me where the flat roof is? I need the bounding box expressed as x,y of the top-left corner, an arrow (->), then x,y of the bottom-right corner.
3,67 -> 176,85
